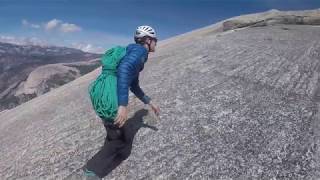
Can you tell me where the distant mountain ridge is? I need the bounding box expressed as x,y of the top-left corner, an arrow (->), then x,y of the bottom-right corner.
0,42 -> 101,111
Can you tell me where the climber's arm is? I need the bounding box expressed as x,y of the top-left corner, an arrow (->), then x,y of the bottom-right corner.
130,76 -> 151,104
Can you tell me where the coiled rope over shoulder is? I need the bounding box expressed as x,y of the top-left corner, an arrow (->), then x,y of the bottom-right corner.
88,46 -> 126,122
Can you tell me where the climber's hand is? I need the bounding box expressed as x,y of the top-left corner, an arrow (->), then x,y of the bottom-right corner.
114,106 -> 128,128
149,101 -> 160,116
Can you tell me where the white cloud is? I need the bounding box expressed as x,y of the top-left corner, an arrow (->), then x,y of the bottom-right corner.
22,19 -> 28,26
31,24 -> 41,29
44,19 -> 82,33
71,43 -> 104,53
45,19 -> 62,31
59,23 -> 82,33
0,35 -> 48,46
22,19 -> 41,29
21,18 -> 82,33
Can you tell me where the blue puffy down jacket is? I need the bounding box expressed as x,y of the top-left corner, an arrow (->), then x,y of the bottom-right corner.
117,43 -> 151,106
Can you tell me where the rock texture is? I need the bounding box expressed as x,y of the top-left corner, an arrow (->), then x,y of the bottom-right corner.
15,59 -> 100,98
0,42 -> 100,111
1,9 -> 320,180
222,9 -> 320,31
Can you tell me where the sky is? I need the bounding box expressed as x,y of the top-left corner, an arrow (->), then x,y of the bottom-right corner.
0,0 -> 319,53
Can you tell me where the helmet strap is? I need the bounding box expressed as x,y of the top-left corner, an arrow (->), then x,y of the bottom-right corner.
144,37 -> 151,52
147,42 -> 151,51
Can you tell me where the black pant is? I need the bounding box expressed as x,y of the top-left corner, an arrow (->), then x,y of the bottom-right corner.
85,120 -> 134,178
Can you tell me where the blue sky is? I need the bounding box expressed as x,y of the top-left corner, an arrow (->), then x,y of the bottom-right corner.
0,0 -> 319,53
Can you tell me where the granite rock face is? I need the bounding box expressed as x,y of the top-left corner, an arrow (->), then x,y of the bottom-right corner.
202,8 -> 320,32
1,9 -> 320,179
15,59 -> 101,97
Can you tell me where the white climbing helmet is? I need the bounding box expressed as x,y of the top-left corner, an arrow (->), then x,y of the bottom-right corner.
134,25 -> 157,39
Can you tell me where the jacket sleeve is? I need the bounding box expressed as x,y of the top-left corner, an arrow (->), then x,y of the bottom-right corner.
117,48 -> 144,106
130,76 -> 151,104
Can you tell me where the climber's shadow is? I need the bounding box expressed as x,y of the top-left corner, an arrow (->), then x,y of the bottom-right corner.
123,108 -> 159,133
95,109 -> 158,177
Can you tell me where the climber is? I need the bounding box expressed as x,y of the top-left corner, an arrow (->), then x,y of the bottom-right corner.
83,25 -> 161,179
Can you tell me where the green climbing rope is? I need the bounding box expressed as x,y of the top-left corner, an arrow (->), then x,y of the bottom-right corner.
88,46 -> 126,122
